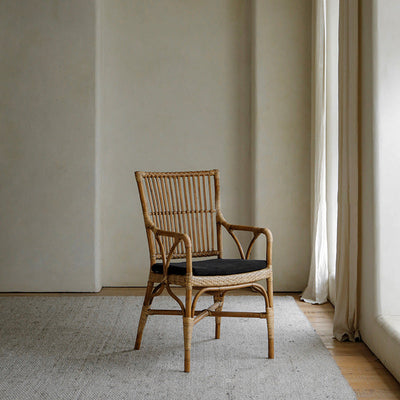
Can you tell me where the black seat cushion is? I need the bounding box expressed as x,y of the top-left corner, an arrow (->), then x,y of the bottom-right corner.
151,258 -> 266,276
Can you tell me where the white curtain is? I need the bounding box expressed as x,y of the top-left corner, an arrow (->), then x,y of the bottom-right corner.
302,0 -> 339,305
301,0 -> 329,305
333,0 -> 360,342
325,0 -> 339,306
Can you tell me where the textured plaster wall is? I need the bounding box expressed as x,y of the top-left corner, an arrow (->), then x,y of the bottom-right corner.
0,1 -> 311,292
98,0 -> 252,286
0,1 -> 97,291
359,0 -> 400,382
252,0 -> 311,291
98,0 -> 311,289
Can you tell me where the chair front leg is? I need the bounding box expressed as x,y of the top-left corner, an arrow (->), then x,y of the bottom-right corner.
266,276 -> 274,359
183,285 -> 194,372
134,281 -> 154,350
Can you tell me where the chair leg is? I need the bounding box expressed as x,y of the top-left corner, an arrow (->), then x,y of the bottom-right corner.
183,286 -> 193,372
266,277 -> 274,359
134,281 -> 154,350
183,317 -> 194,372
213,292 -> 225,339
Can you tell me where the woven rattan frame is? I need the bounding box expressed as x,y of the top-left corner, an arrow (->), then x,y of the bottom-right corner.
134,169 -> 274,372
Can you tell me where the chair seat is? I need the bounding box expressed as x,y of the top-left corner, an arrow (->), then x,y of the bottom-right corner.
151,258 -> 266,276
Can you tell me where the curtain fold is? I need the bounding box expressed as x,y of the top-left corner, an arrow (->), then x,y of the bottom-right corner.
301,0 -> 329,305
333,0 -> 360,342
325,0 -> 339,306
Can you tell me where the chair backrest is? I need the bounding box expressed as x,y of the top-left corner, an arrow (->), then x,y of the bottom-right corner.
135,170 -> 221,263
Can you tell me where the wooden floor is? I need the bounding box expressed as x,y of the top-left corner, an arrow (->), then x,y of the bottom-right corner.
293,294 -> 400,400
2,288 -> 400,399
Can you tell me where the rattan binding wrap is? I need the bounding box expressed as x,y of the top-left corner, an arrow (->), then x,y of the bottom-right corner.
149,268 -> 272,287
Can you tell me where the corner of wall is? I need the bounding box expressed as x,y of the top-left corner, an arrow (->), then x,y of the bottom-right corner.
94,0 -> 103,292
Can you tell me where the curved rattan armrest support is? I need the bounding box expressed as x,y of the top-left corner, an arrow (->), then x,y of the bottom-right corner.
151,227 -> 193,277
218,218 -> 273,263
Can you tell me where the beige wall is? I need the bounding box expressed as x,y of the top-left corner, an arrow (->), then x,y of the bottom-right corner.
373,0 -> 400,317
360,0 -> 400,382
98,0 -> 252,286
252,0 -> 311,290
99,0 -> 311,290
0,1 -> 98,291
0,0 -> 311,292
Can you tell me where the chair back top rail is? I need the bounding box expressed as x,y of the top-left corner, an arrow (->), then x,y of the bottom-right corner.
135,170 -> 221,262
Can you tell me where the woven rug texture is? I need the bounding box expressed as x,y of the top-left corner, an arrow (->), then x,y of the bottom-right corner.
0,295 -> 356,400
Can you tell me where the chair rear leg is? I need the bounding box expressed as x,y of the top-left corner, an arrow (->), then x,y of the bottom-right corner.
134,281 -> 154,350
213,292 -> 225,339
266,277 -> 274,359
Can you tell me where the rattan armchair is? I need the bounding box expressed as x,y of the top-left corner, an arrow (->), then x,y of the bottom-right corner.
134,169 -> 273,372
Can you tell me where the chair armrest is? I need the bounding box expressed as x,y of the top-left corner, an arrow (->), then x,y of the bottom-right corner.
219,220 -> 273,263
151,228 -> 193,276
153,228 -> 191,244
221,222 -> 272,240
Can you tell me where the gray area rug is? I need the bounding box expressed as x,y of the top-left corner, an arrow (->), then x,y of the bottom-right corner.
0,296 -> 356,400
